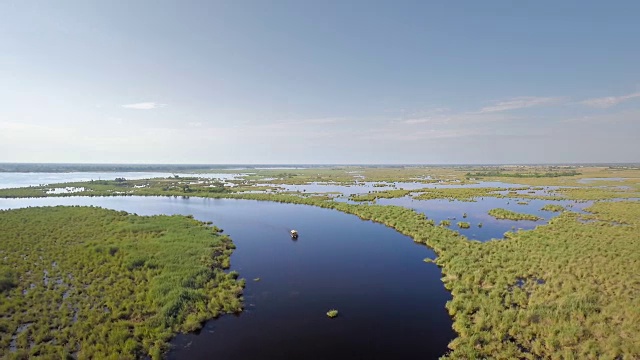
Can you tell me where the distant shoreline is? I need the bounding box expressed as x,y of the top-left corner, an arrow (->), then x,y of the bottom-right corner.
1,162 -> 638,173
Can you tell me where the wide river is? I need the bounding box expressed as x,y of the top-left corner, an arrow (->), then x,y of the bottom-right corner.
0,196 -> 455,359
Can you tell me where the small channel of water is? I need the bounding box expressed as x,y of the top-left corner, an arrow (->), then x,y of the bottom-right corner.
257,180 -> 526,196
377,197 -> 593,241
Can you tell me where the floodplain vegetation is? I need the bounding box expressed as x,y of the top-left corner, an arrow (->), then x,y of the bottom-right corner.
468,166 -> 640,187
219,193 -> 640,358
222,164 -> 640,188
1,165 -> 638,201
488,208 -> 542,221
1,165 -> 639,359
466,170 -> 581,178
413,187 -> 519,202
348,189 -> 412,202
0,206 -> 244,359
220,195 -> 640,359
221,164 -> 639,187
541,204 -> 566,212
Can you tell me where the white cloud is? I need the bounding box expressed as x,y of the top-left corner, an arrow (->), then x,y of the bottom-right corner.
400,116 -> 456,125
362,127 -> 486,141
299,117 -> 345,125
402,118 -> 437,125
580,92 -> 640,108
561,109 -> 640,124
479,96 -> 564,113
398,111 -> 514,126
121,102 -> 166,110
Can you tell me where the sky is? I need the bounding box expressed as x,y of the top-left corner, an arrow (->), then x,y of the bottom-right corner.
1,1 -> 639,164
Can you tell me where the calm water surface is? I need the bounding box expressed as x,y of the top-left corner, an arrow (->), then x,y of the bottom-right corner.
270,180 -> 525,196
0,196 -> 455,359
0,172 -> 244,189
377,196 -> 592,241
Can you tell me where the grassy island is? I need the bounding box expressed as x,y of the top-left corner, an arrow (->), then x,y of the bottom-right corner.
326,309 -> 339,318
349,189 -> 412,202
541,204 -> 566,212
0,206 -> 244,359
488,208 -> 542,221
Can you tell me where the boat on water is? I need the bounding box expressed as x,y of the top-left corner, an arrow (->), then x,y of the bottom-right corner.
290,230 -> 298,239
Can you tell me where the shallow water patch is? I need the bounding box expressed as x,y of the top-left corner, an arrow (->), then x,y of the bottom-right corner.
377,196 -> 593,241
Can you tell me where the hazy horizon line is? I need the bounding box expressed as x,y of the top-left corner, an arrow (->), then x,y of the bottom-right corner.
1,162 -> 638,167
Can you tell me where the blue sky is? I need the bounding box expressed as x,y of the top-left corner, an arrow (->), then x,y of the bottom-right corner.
1,1 -> 639,164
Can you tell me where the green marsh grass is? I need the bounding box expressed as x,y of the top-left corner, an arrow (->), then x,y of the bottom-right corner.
488,208 -> 542,221
541,204 -> 565,212
1,167 -> 640,359
0,206 -> 244,359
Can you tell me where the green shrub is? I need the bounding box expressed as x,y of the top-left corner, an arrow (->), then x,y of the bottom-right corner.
326,309 -> 339,318
488,208 -> 541,221
541,204 -> 565,212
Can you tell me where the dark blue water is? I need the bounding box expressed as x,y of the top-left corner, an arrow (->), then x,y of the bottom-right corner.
0,196 -> 455,359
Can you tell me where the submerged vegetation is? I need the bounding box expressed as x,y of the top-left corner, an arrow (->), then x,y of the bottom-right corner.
488,208 -> 542,221
0,206 -> 243,359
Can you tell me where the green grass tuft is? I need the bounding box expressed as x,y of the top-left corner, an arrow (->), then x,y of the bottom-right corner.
488,208 -> 542,221
0,206 -> 244,359
541,204 -> 566,212
326,309 -> 339,318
